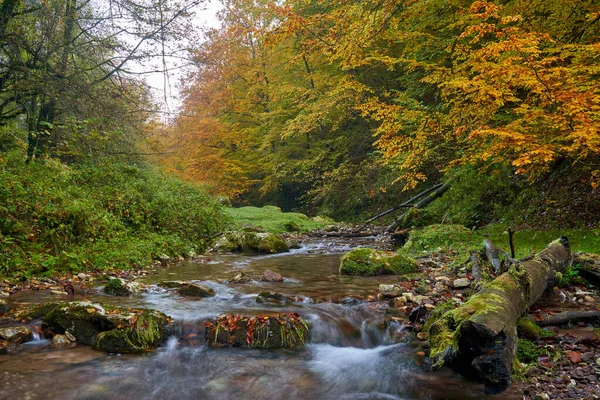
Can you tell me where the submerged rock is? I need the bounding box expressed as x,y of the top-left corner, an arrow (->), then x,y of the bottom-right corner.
262,269 -> 284,282
212,231 -> 289,254
340,248 -> 417,276
50,334 -> 75,348
94,310 -> 172,353
228,272 -> 251,284
205,313 -> 310,349
0,326 -> 33,343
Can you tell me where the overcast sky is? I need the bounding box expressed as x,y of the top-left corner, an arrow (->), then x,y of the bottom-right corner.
142,0 -> 222,119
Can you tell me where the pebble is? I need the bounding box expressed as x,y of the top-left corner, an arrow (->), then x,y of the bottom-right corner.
583,295 -> 595,303
452,278 -> 471,289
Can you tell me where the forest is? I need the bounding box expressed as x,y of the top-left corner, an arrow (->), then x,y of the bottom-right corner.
0,0 -> 599,399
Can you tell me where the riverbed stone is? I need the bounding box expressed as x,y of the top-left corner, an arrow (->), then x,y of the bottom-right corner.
42,302 -> 117,345
103,278 -> 140,296
0,326 -> 33,343
340,248 -> 417,276
51,334 -> 74,348
229,272 -> 251,284
213,231 -> 289,254
176,283 -> 215,297
262,269 -> 284,282
452,278 -> 471,289
205,312 -> 310,349
256,291 -> 291,304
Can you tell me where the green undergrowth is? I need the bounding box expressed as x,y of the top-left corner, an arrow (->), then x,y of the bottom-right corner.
399,224 -> 600,263
0,150 -> 226,280
224,205 -> 331,234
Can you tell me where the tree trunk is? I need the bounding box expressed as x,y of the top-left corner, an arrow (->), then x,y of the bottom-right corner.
427,237 -> 571,394
386,182 -> 450,232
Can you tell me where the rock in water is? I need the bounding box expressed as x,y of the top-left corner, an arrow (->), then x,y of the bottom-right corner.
229,272 -> 251,284
0,326 -> 33,343
205,313 -> 310,349
50,334 -> 74,348
104,278 -> 130,296
42,302 -> 116,345
262,269 -> 284,282
255,291 -> 291,304
177,283 -> 215,297
94,310 -> 172,353
340,248 -> 417,276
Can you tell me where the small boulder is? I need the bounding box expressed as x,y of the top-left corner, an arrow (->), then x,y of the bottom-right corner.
256,291 -> 291,304
104,278 -> 131,296
177,283 -> 215,298
340,248 -> 417,276
452,278 -> 471,289
50,334 -> 75,348
262,269 -> 284,282
0,326 -> 33,343
94,310 -> 172,353
229,272 -> 251,284
42,302 -> 116,345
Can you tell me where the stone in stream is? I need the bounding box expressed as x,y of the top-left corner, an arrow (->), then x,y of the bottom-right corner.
158,281 -> 216,297
228,272 -> 251,284
50,334 -> 75,348
103,277 -> 140,296
255,291 -> 291,304
41,301 -> 177,352
0,326 -> 33,343
205,313 -> 310,349
212,231 -> 289,254
340,248 -> 417,276
262,269 -> 284,282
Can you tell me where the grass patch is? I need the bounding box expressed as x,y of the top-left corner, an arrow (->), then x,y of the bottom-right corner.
0,150 -> 226,280
224,205 -> 329,234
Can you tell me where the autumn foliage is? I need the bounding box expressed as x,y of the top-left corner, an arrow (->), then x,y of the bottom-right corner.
157,0 -> 600,207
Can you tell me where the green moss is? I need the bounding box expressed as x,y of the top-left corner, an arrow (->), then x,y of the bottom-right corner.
423,300 -> 456,332
42,303 -> 116,345
104,279 -> 130,296
339,248 -> 417,276
516,339 -> 541,363
94,310 -> 169,353
213,231 -> 289,254
517,317 -> 554,340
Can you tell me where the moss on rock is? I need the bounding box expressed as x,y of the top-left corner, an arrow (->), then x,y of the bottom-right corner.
212,231 -> 289,254
42,302 -> 116,345
177,283 -> 215,297
339,248 -> 417,276
93,310 -> 171,353
104,278 -> 130,296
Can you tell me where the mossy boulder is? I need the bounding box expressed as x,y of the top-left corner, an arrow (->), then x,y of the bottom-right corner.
41,301 -> 177,352
339,248 -> 417,276
212,231 -> 289,254
104,278 -> 130,296
205,312 -> 309,349
256,291 -> 292,304
93,310 -> 172,353
42,302 -> 117,345
177,283 -> 215,297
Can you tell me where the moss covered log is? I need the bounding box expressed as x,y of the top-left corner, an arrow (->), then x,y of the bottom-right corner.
340,248 -> 417,276
205,313 -> 310,349
427,237 -> 570,394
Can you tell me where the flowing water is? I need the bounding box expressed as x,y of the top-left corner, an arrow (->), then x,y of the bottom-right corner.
0,238 -> 512,399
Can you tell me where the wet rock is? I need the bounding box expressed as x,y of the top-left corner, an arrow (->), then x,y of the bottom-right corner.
77,273 -> 88,280
340,248 -> 417,276
583,295 -> 595,304
158,281 -> 186,289
94,310 -> 172,354
0,326 -> 33,343
50,334 -> 74,348
256,291 -> 291,304
177,283 -> 215,298
42,302 -> 116,345
262,269 -> 284,282
452,278 -> 471,289
229,272 -> 251,284
392,297 -> 407,308
409,305 -> 428,324
0,299 -> 7,312
205,312 -> 310,349
103,278 -> 135,296
212,231 -> 289,254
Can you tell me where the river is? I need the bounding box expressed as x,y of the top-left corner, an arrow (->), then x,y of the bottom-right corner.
0,237 -> 510,399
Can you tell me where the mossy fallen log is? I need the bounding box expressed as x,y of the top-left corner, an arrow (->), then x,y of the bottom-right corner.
205,313 -> 310,349
427,237 -> 570,395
